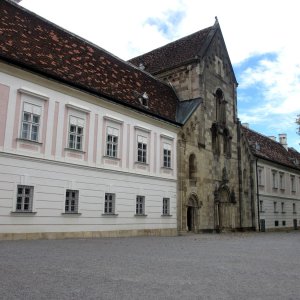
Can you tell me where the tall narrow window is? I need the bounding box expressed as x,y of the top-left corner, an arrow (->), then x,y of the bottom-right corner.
104,193 -> 115,214
65,190 -> 79,213
162,198 -> 170,215
293,203 -> 296,214
189,154 -> 196,180
136,195 -> 145,215
258,167 -> 264,186
16,185 -> 34,212
21,103 -> 41,142
163,143 -> 171,168
272,171 -> 278,189
274,201 -> 277,213
291,175 -> 296,192
106,127 -> 118,158
279,173 -> 285,190
281,202 -> 285,213
137,136 -> 147,163
68,116 -> 84,150
259,200 -> 264,213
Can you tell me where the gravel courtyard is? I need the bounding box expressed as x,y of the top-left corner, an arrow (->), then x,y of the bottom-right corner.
0,231 -> 299,300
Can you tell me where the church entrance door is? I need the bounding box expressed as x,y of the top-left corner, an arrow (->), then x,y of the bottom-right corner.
187,206 -> 193,231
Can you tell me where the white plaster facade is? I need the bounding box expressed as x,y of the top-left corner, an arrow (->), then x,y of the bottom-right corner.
254,160 -> 300,231
0,63 -> 178,238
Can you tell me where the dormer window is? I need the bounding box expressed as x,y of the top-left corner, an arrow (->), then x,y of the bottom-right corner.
140,92 -> 149,107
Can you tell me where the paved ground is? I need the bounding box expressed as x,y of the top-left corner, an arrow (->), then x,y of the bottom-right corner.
0,231 -> 300,300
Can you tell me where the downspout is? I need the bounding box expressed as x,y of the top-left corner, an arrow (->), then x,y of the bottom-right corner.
255,158 -> 260,231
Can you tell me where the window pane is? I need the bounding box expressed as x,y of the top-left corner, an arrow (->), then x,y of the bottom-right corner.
23,112 -> 31,122
32,115 -> 40,124
70,125 -> 76,133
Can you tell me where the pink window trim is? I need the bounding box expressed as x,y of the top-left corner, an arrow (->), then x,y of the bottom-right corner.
93,114 -> 99,163
84,113 -> 90,161
61,107 -> 68,157
51,101 -> 59,156
12,92 -> 22,149
40,99 -> 49,154
0,84 -> 10,147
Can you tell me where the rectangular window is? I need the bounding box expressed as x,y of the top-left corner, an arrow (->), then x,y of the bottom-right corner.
68,116 -> 84,150
258,167 -> 263,186
274,201 -> 277,213
281,202 -> 285,213
21,103 -> 41,142
272,171 -> 278,189
282,220 -> 286,226
106,127 -> 118,158
136,195 -> 145,215
65,189 -> 79,213
279,172 -> 285,190
259,200 -> 264,213
104,193 -> 115,214
162,198 -> 170,215
275,220 -> 279,227
137,136 -> 147,163
291,175 -> 296,192
163,143 -> 171,168
16,185 -> 34,212
293,203 -> 296,214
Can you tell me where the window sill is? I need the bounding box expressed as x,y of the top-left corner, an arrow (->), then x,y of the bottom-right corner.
11,211 -> 37,215
64,148 -> 85,154
135,161 -> 149,166
134,214 -> 147,217
102,213 -> 119,216
161,167 -> 173,170
161,214 -> 173,217
16,138 -> 42,145
103,155 -> 120,161
61,212 -> 82,216
281,212 -> 286,214
293,212 -> 297,214
259,211 -> 265,213
274,211 -> 279,214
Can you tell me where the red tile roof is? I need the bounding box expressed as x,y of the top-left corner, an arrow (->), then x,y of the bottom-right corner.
128,26 -> 214,74
242,126 -> 300,171
0,0 -> 179,123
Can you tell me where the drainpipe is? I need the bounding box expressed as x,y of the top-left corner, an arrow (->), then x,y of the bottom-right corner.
255,158 -> 260,231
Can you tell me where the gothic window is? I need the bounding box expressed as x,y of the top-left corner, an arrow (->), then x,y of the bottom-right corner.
223,128 -> 231,158
215,89 -> 226,125
189,154 -> 197,180
211,123 -> 220,155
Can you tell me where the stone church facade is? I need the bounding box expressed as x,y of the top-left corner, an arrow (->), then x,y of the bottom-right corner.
130,19 -> 254,233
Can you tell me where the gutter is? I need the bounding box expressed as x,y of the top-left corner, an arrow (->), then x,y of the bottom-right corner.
0,58 -> 183,127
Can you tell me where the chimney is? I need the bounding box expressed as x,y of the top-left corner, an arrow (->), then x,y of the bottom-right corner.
242,123 -> 249,128
268,136 -> 276,141
278,134 -> 288,150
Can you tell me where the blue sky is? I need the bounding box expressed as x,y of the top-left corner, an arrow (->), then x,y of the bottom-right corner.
19,0 -> 300,150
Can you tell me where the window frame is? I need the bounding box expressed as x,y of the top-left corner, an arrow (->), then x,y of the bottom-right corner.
104,193 -> 116,215
68,116 -> 84,151
135,195 -> 146,216
106,127 -> 119,158
162,197 -> 171,216
137,135 -> 147,164
15,185 -> 34,213
291,175 -> 296,192
163,143 -> 172,168
65,189 -> 79,214
272,170 -> 278,189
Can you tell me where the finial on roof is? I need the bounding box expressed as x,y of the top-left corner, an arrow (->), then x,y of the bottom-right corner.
215,16 -> 219,24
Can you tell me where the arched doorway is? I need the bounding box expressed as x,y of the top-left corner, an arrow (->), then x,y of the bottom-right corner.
186,194 -> 200,232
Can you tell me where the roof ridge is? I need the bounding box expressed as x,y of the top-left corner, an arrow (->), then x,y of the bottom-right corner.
242,125 -> 285,147
128,25 -> 213,62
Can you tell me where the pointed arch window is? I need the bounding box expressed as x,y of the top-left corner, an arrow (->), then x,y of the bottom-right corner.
215,89 -> 227,125
189,154 -> 197,180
